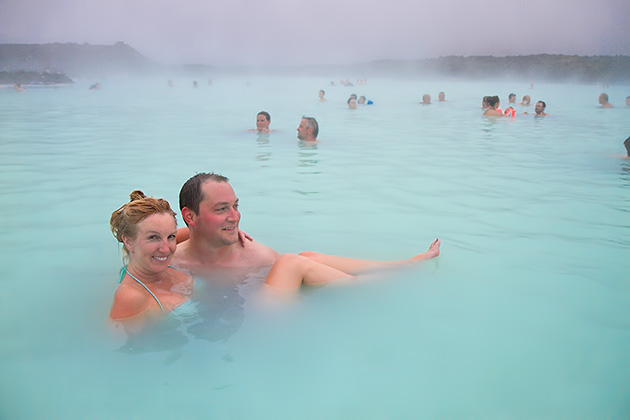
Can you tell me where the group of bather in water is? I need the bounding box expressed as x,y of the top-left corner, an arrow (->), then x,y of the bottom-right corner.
110,173 -> 441,332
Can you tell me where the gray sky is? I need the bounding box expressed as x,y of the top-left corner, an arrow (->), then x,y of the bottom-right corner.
1,0 -> 629,66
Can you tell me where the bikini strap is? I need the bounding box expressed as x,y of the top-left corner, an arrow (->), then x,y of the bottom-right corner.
119,266 -> 166,313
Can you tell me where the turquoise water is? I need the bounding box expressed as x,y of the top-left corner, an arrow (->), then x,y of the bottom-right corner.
1,75 -> 629,419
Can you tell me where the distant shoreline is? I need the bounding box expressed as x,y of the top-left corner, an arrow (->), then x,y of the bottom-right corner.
0,70 -> 74,86
1,43 -> 630,83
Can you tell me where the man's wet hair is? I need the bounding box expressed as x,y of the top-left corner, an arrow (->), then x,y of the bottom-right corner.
302,116 -> 319,138
179,172 -> 229,224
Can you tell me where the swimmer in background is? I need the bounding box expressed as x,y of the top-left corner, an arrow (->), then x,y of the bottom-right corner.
168,80 -> 174,87
13,83 -> 24,92
89,83 -> 100,90
438,92 -> 447,102
248,111 -> 273,134
297,116 -> 318,142
420,94 -> 431,105
624,136 -> 630,157
625,96 -> 630,107
481,96 -> 491,111
483,96 -> 503,117
518,95 -> 531,106
524,101 -> 548,117
599,93 -> 613,108
319,90 -> 327,102
348,97 -> 358,109
193,81 -> 198,88
358,96 -> 374,105
507,93 -> 517,105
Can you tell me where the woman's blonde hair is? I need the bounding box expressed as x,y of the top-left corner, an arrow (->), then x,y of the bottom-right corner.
110,190 -> 176,255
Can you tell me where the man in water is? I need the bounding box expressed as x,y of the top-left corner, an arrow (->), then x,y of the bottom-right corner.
438,92 -> 447,102
508,93 -> 517,105
524,101 -> 548,117
421,94 -> 431,105
347,97 -> 358,109
599,93 -> 613,108
297,116 -> 318,142
318,90 -> 327,102
174,173 -> 280,270
625,96 -> 630,107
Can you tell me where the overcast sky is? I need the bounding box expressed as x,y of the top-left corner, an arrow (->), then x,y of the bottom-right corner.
1,0 -> 629,66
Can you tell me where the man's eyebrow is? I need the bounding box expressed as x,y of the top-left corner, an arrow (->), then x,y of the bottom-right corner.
213,199 -> 238,207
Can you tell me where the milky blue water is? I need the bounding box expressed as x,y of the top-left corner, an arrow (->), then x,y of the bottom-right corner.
1,75 -> 629,419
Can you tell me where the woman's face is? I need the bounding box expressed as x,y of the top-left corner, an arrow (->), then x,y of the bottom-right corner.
256,114 -> 270,131
124,212 -> 177,274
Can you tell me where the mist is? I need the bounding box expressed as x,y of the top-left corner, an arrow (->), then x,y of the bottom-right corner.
1,0 -> 629,67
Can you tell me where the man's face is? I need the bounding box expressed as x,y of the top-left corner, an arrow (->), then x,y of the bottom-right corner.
256,114 -> 270,131
535,102 -> 545,114
599,94 -> 607,104
297,118 -> 311,140
194,181 -> 241,246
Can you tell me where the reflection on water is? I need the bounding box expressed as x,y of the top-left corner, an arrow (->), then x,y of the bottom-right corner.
297,140 -> 319,173
255,133 -> 271,166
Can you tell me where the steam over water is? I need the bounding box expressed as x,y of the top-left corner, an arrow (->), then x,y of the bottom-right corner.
1,75 -> 629,419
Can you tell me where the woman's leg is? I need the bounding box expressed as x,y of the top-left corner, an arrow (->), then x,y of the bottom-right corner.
297,238 -> 440,274
264,254 -> 353,291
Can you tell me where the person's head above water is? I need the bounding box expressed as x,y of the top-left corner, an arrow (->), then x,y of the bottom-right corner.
179,173 -> 230,224
347,97 -> 357,109
482,96 -> 490,109
297,116 -> 319,141
520,95 -> 531,105
421,94 -> 431,104
486,95 -> 500,109
178,172 -> 243,248
110,190 -> 177,258
599,93 -> 613,108
508,93 -> 516,103
256,111 -> 271,132
438,92 -> 446,102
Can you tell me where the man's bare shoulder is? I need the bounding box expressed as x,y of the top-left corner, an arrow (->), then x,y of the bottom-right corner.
238,240 -> 280,267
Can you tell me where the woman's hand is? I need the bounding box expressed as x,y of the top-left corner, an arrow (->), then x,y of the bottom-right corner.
239,230 -> 253,246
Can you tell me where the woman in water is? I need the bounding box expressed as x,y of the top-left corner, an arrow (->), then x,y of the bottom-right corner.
110,191 -> 440,326
109,190 -> 194,331
483,95 -> 504,117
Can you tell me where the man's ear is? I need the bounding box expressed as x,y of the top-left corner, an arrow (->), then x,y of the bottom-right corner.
181,207 -> 196,226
